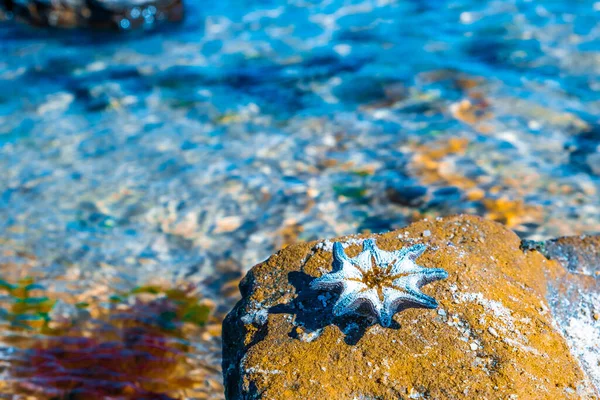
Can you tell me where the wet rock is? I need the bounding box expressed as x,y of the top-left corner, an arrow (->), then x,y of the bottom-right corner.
356,215 -> 395,234
525,235 -> 600,275
386,184 -> 428,207
222,215 -> 598,399
427,185 -> 463,208
567,125 -> 600,176
522,234 -> 600,390
1,0 -> 183,30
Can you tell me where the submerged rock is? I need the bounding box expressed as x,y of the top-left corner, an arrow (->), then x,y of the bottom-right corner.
0,0 -> 183,30
567,125 -> 600,176
386,183 -> 428,207
222,215 -> 599,399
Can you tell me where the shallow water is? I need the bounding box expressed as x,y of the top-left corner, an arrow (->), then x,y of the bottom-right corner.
0,0 -> 599,398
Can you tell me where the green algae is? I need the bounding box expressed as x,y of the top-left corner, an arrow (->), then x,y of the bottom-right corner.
0,277 -> 55,332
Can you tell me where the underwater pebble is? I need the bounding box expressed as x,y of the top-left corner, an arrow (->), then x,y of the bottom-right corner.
386,184 -> 428,207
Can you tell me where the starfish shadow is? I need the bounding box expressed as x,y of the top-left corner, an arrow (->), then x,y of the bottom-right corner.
269,271 -> 401,345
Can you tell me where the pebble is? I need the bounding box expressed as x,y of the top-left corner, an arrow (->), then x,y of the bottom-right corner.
214,216 -> 243,233
488,327 -> 499,337
386,184 -> 428,207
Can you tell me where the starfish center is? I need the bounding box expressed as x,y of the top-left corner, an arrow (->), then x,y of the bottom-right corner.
356,256 -> 402,300
361,267 -> 395,290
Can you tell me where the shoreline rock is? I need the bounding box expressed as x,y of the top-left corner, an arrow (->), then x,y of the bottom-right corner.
0,0 -> 183,30
533,235 -> 600,393
223,215 -> 599,399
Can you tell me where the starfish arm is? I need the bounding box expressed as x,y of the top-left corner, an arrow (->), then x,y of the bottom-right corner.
416,268 -> 448,286
352,247 -> 374,273
332,281 -> 369,316
391,268 -> 447,306
360,240 -> 399,270
371,243 -> 400,266
341,260 -> 364,280
332,242 -> 350,270
331,242 -> 364,279
396,268 -> 448,288
362,239 -> 380,267
389,243 -> 428,275
403,286 -> 440,309
391,242 -> 427,261
380,287 -> 416,327
380,289 -> 401,327
310,271 -> 346,290
405,243 -> 428,261
357,288 -> 384,321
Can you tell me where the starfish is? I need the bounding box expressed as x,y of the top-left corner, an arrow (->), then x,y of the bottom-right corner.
310,239 -> 448,327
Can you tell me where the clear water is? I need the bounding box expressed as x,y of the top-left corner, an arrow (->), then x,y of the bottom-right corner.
0,0 -> 599,398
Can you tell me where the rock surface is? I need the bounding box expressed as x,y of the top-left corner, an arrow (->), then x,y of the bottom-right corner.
0,0 -> 183,30
534,235 -> 600,394
223,215 -> 599,399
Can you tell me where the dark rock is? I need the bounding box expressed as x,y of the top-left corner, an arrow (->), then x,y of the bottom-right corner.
0,0 -> 183,30
522,234 -> 600,391
424,185 -> 467,214
432,185 -> 462,199
567,124 -> 600,176
523,235 -> 600,275
386,184 -> 428,206
357,215 -> 396,233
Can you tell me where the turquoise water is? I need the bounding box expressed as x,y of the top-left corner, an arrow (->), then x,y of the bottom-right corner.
0,1 -> 599,398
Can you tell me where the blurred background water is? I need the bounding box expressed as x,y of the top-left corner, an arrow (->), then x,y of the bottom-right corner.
0,0 -> 599,398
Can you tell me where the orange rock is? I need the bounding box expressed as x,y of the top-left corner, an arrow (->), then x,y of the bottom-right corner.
222,215 -> 598,399
466,188 -> 485,201
278,221 -> 304,249
483,197 -> 542,228
410,137 -> 476,188
450,98 -> 492,125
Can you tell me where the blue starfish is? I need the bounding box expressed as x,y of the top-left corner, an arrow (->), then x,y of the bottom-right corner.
310,239 -> 448,327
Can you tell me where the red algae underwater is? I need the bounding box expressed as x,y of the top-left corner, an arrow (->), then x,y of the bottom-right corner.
0,278 -> 222,399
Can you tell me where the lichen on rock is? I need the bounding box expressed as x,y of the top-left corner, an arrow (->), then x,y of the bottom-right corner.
222,215 -> 599,399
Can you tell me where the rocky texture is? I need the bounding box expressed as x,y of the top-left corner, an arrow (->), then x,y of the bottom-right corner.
535,235 -> 600,275
0,0 -> 183,30
223,215 -> 599,399
532,235 -> 600,393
